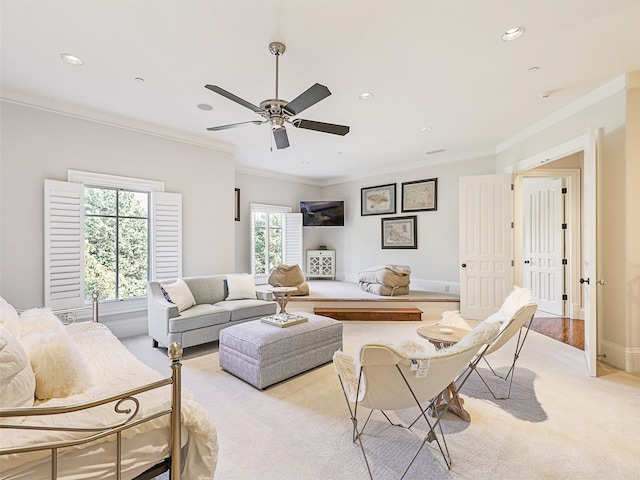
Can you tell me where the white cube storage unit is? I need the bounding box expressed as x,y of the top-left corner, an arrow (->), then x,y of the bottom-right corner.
307,249 -> 335,280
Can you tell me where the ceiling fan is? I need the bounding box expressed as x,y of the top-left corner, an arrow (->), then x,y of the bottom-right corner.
205,42 -> 349,149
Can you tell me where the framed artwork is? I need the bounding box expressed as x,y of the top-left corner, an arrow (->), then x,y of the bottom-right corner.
401,178 -> 438,212
361,183 -> 396,216
381,215 -> 417,249
235,188 -> 240,221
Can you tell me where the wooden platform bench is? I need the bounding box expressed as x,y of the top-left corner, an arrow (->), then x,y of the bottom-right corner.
313,307 -> 423,321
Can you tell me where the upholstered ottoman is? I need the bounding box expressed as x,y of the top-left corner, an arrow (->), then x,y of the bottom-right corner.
219,313 -> 343,389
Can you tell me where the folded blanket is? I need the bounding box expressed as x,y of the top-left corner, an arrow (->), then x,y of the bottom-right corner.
359,282 -> 409,296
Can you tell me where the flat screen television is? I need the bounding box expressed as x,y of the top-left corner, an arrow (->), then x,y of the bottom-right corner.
300,200 -> 345,226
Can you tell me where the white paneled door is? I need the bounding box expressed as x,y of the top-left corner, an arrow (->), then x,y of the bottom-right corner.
459,174 -> 513,320
523,178 -> 564,315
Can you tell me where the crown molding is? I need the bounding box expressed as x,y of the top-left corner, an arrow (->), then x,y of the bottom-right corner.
496,74 -> 627,153
0,88 -> 236,154
234,164 -> 323,187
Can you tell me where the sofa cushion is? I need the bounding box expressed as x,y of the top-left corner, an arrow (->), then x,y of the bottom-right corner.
215,299 -> 276,321
169,304 -> 231,333
183,275 -> 227,305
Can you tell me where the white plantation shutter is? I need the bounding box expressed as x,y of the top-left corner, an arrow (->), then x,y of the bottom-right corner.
151,192 -> 182,282
283,213 -> 303,268
44,179 -> 85,309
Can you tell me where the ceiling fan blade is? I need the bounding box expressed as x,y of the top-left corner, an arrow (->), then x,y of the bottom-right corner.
273,127 -> 290,149
205,85 -> 263,113
207,120 -> 263,131
283,83 -> 331,116
292,119 -> 350,136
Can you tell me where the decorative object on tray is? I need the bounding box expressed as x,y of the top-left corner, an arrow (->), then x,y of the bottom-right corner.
401,178 -> 437,212
261,313 -> 308,328
361,183 -> 396,216
381,216 -> 417,249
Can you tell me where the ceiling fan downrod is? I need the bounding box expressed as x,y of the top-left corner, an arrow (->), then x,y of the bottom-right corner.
269,42 -> 286,100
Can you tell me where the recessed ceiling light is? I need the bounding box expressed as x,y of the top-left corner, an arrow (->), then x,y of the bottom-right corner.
60,53 -> 83,65
421,126 -> 432,133
300,161 -> 310,164
539,91 -> 551,99
359,92 -> 373,100
527,66 -> 540,73
197,103 -> 213,111
501,26 -> 525,42
134,77 -> 145,82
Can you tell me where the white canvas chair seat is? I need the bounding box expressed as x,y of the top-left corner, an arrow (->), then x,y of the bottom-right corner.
438,287 -> 538,399
333,321 -> 499,479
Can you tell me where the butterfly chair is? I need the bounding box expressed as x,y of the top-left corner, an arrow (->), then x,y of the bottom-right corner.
440,287 -> 538,400
333,321 -> 499,479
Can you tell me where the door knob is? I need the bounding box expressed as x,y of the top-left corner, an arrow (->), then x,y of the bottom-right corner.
580,278 -> 590,285
461,263 -> 467,268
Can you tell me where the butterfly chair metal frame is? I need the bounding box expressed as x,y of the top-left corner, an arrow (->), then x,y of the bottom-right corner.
465,302 -> 538,400
334,322 -> 498,480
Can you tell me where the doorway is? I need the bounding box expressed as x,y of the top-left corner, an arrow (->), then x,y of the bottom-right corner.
520,168 -> 585,351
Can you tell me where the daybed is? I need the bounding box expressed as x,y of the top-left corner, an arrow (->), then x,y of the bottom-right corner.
0,295 -> 218,480
148,274 -> 277,349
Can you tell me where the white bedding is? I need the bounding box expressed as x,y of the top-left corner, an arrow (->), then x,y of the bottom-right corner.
0,322 -> 218,479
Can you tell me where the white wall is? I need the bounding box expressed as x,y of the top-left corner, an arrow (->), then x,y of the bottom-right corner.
1,101 -> 236,313
322,157 -> 496,291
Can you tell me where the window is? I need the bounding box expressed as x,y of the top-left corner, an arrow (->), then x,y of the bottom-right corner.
84,186 -> 149,302
250,204 -> 302,282
45,171 -> 181,311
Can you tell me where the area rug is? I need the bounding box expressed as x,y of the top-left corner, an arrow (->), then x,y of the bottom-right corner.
125,321 -> 640,480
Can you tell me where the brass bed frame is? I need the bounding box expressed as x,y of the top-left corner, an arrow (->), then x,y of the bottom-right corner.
0,293 -> 184,480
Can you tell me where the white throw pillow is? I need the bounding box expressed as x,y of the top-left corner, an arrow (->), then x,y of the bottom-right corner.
226,274 -> 256,300
19,329 -> 92,400
161,279 -> 196,313
0,324 -> 36,410
0,296 -> 21,334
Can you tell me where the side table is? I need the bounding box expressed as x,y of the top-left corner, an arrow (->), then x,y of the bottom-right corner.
270,286 -> 298,314
417,324 -> 471,422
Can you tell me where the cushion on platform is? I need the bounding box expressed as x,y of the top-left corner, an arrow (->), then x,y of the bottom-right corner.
358,265 -> 411,288
358,282 -> 410,297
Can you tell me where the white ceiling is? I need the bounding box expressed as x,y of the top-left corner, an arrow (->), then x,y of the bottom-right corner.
2,0 -> 640,184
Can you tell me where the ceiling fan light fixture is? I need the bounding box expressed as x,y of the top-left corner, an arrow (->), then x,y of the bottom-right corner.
359,92 -> 373,100
60,53 -> 83,65
501,26 -> 525,41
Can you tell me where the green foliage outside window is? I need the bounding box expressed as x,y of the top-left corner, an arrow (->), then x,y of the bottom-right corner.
252,210 -> 283,275
84,187 -> 149,302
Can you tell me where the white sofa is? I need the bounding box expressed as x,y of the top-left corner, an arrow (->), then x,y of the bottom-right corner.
147,274 -> 277,349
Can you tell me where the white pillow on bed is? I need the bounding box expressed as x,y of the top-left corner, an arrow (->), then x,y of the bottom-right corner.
0,295 -> 21,334
225,274 -> 256,300
0,324 -> 36,409
20,329 -> 92,401
161,279 -> 196,312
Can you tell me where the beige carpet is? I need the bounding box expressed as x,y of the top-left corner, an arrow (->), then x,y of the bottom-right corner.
122,320 -> 640,480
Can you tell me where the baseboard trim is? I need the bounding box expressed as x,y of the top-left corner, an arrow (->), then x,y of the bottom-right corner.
600,339 -> 640,373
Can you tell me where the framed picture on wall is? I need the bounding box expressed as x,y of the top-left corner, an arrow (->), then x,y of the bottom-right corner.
401,178 -> 437,212
361,183 -> 396,216
381,216 -> 417,249
235,188 -> 240,221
